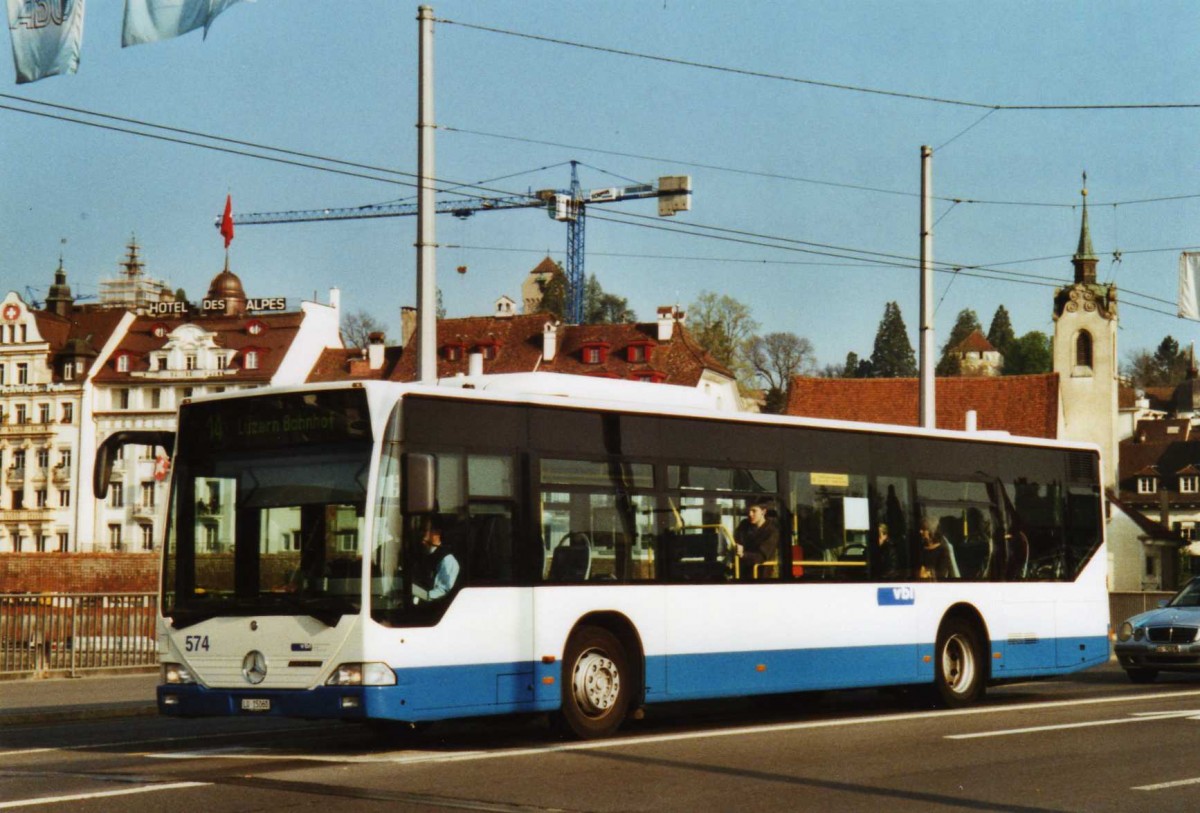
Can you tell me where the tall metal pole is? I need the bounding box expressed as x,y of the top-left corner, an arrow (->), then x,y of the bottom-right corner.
918,145 -> 935,429
417,5 -> 437,382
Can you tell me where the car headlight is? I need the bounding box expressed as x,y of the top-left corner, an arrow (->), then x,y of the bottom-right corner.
162,662 -> 196,684
1118,622 -> 1133,642
325,662 -> 396,686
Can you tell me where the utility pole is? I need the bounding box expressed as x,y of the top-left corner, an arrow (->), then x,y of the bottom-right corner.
919,145 -> 935,429
417,5 -> 437,383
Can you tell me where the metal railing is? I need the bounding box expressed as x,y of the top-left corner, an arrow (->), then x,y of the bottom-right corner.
0,593 -> 157,678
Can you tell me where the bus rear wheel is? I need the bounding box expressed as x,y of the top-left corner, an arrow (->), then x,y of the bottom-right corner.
557,626 -> 631,740
934,617 -> 986,708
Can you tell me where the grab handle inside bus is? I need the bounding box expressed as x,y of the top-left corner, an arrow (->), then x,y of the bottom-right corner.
405,453 -> 436,514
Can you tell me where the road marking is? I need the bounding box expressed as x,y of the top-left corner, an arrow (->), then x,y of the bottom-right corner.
1134,776 -> 1200,791
144,689 -> 1200,767
946,708 -> 1200,740
0,782 -> 208,809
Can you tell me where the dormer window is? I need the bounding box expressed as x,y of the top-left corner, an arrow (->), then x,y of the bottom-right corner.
631,369 -> 667,383
475,339 -> 502,361
246,320 -> 267,336
244,350 -> 259,370
444,342 -> 466,362
116,353 -> 131,373
627,342 -> 655,363
152,323 -> 169,339
581,340 -> 610,365
1182,475 -> 1199,495
1138,476 -> 1158,495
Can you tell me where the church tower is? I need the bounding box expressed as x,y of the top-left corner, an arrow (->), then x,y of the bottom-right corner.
1052,177 -> 1119,487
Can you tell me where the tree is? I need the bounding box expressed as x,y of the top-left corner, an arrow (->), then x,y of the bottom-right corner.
748,332 -> 816,413
1003,331 -> 1052,375
869,302 -> 917,378
842,351 -> 860,378
582,275 -> 636,324
1126,336 -> 1190,387
936,308 -> 982,376
689,290 -> 759,387
986,305 -> 1016,358
342,309 -> 387,348
537,269 -> 567,321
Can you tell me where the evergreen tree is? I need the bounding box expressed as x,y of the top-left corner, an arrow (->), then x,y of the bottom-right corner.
843,351 -> 860,378
537,269 -> 568,320
986,305 -> 1016,358
582,274 -> 636,324
936,308 -> 982,376
869,302 -> 917,378
1004,331 -> 1052,375
1127,336 -> 1190,386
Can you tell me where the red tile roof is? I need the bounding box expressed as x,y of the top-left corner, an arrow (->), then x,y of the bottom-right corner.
386,313 -> 732,385
950,329 -> 996,354
32,308 -> 128,382
91,312 -> 306,385
785,374 -> 1060,438
307,345 -> 403,382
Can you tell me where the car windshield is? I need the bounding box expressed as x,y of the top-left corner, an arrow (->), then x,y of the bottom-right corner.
1168,579 -> 1200,608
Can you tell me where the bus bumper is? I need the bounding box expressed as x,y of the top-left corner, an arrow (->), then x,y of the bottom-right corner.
157,683 -> 383,720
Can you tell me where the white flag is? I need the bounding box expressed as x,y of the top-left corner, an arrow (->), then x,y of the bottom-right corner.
1180,252 -> 1200,320
7,0 -> 86,84
121,0 -> 242,47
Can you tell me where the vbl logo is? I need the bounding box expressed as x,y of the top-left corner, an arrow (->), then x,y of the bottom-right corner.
877,586 -> 915,606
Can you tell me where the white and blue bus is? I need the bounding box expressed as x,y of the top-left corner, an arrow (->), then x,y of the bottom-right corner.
96,374 -> 1109,739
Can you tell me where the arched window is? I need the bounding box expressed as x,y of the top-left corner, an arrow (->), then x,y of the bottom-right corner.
1075,330 -> 1093,369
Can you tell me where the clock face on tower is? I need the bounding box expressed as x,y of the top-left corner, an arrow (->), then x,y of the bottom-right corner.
2,303 -> 19,322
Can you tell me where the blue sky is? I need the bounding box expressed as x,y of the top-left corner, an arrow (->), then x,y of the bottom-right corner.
3,1 -> 1199,370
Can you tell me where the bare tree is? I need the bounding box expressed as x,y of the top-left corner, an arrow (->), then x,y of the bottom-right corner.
748,332 -> 816,413
689,291 -> 759,387
342,309 -> 387,348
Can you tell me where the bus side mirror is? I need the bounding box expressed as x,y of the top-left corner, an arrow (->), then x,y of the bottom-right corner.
93,430 -> 176,499
405,453 -> 436,514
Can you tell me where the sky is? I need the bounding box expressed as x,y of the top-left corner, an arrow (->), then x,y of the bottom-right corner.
3,1 -> 1200,371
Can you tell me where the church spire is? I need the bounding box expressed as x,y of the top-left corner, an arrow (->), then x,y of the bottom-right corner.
1072,172 -> 1098,284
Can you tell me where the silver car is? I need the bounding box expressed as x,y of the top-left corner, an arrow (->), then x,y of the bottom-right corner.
1115,577 -> 1200,683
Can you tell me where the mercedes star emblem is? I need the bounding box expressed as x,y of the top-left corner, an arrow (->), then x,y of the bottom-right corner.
242,650 -> 267,684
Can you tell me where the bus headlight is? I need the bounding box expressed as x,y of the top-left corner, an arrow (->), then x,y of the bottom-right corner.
325,662 -> 396,686
162,662 -> 196,684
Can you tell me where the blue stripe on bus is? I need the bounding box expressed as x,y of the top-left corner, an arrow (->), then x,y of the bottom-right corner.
158,635 -> 1110,721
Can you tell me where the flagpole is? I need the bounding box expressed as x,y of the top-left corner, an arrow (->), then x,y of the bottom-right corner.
416,5 -> 437,383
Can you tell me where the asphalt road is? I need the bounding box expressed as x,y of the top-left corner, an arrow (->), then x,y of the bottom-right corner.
4,663 -> 1200,812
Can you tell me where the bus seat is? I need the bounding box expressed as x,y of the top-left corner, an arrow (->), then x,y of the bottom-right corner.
664,530 -> 723,580
791,544 -> 804,577
549,533 -> 592,582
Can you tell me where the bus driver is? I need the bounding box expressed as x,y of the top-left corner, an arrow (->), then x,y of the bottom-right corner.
412,516 -> 460,601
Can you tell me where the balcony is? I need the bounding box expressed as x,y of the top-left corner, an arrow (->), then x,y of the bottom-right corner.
3,508 -> 54,523
132,504 -> 157,521
5,467 -> 25,486
51,467 -> 70,486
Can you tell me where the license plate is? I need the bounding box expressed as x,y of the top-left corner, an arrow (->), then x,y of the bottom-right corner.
1155,644 -> 1182,654
240,698 -> 271,712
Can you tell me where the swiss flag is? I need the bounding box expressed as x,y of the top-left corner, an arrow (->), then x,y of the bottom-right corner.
220,194 -> 235,249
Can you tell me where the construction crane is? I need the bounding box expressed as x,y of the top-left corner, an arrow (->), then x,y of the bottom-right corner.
220,161 -> 691,324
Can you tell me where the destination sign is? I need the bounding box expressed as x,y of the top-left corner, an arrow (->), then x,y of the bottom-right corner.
178,389 -> 371,454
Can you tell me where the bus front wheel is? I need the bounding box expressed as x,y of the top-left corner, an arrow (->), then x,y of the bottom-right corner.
557,625 -> 631,739
934,617 -> 986,708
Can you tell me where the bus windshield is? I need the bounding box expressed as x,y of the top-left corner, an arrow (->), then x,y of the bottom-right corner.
162,389 -> 373,628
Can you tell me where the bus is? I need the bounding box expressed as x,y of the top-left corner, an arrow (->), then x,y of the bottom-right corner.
95,373 -> 1109,739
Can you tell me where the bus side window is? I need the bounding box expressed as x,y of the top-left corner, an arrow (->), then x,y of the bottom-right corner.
873,477 -> 912,580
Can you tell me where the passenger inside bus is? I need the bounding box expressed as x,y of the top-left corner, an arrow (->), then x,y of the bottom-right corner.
733,497 -> 779,580
412,515 -> 460,601
917,515 -> 958,581
876,522 -> 902,579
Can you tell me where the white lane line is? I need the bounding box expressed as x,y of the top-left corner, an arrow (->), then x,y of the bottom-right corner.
0,782 -> 208,809
144,690 -> 1200,767
947,708 -> 1200,740
1134,776 -> 1200,791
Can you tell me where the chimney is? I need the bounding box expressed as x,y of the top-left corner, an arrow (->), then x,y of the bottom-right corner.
328,287 -> 341,312
400,306 -> 418,347
367,331 -> 385,370
657,305 -> 683,342
468,351 -> 484,377
543,320 -> 559,362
